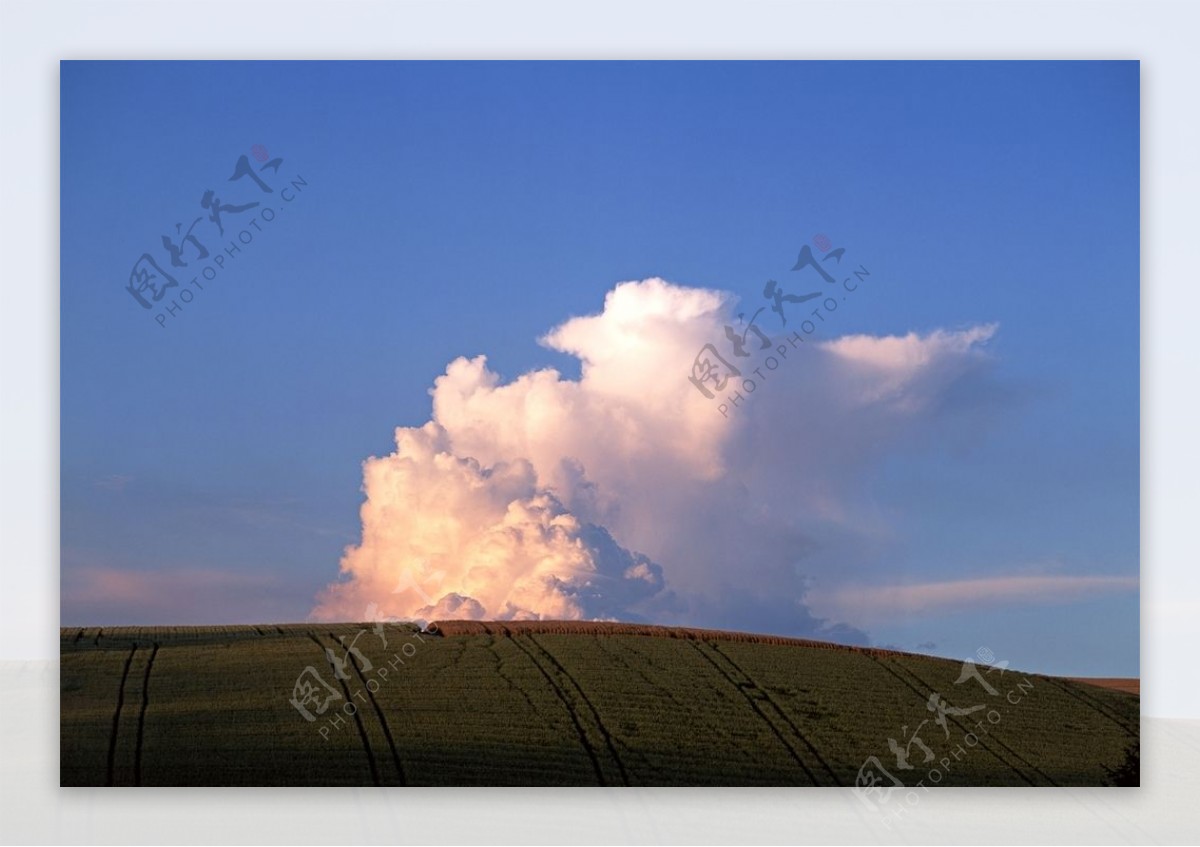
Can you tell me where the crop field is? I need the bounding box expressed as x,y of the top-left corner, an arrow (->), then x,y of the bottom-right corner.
60,622 -> 1139,787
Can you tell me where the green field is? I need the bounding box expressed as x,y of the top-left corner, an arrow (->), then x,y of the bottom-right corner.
60,622 -> 1138,787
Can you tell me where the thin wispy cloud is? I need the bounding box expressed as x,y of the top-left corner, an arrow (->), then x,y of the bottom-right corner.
806,573 -> 1138,626
92,474 -> 133,492
63,565 -> 305,626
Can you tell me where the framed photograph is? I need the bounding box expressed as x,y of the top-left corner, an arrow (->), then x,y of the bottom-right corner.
58,60 -> 1140,794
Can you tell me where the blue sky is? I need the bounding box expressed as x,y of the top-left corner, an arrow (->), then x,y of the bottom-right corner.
61,61 -> 1138,676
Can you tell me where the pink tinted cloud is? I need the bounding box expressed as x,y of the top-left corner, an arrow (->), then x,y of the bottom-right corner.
807,574 -> 1137,625
62,565 -> 291,626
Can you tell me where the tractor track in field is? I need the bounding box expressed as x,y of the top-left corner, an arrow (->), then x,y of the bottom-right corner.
689,640 -> 820,785
308,633 -> 380,786
872,656 -> 1036,784
1045,677 -> 1137,736
869,655 -> 1047,786
105,643 -> 138,786
710,641 -> 842,785
336,631 -> 408,786
63,623 -> 1140,787
484,638 -> 545,721
505,634 -> 608,785
587,638 -> 695,779
890,659 -> 1061,787
527,633 -> 630,787
593,637 -> 696,722
134,643 -> 159,786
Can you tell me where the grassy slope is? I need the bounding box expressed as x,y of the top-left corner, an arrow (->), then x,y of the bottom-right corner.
59,623 -> 1139,787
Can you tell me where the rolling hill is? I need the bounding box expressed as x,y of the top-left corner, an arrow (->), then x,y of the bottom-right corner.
59,621 -> 1138,787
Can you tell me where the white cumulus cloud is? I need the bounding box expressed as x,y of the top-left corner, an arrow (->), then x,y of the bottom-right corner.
314,277 -> 1004,638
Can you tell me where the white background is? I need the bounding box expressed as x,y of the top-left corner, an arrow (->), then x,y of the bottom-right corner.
1,0 -> 1197,843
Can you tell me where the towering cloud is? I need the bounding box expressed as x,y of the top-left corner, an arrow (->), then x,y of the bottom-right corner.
313,278 -> 1000,638
313,421 -> 665,622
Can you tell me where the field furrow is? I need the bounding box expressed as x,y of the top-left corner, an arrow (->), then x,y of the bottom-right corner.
528,634 -> 630,786
105,644 -> 137,786
308,633 -> 381,786
341,632 -> 408,785
880,656 -> 1051,786
1045,677 -> 1138,735
708,641 -> 842,785
134,643 -> 160,786
505,634 -> 608,785
688,640 -> 820,784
